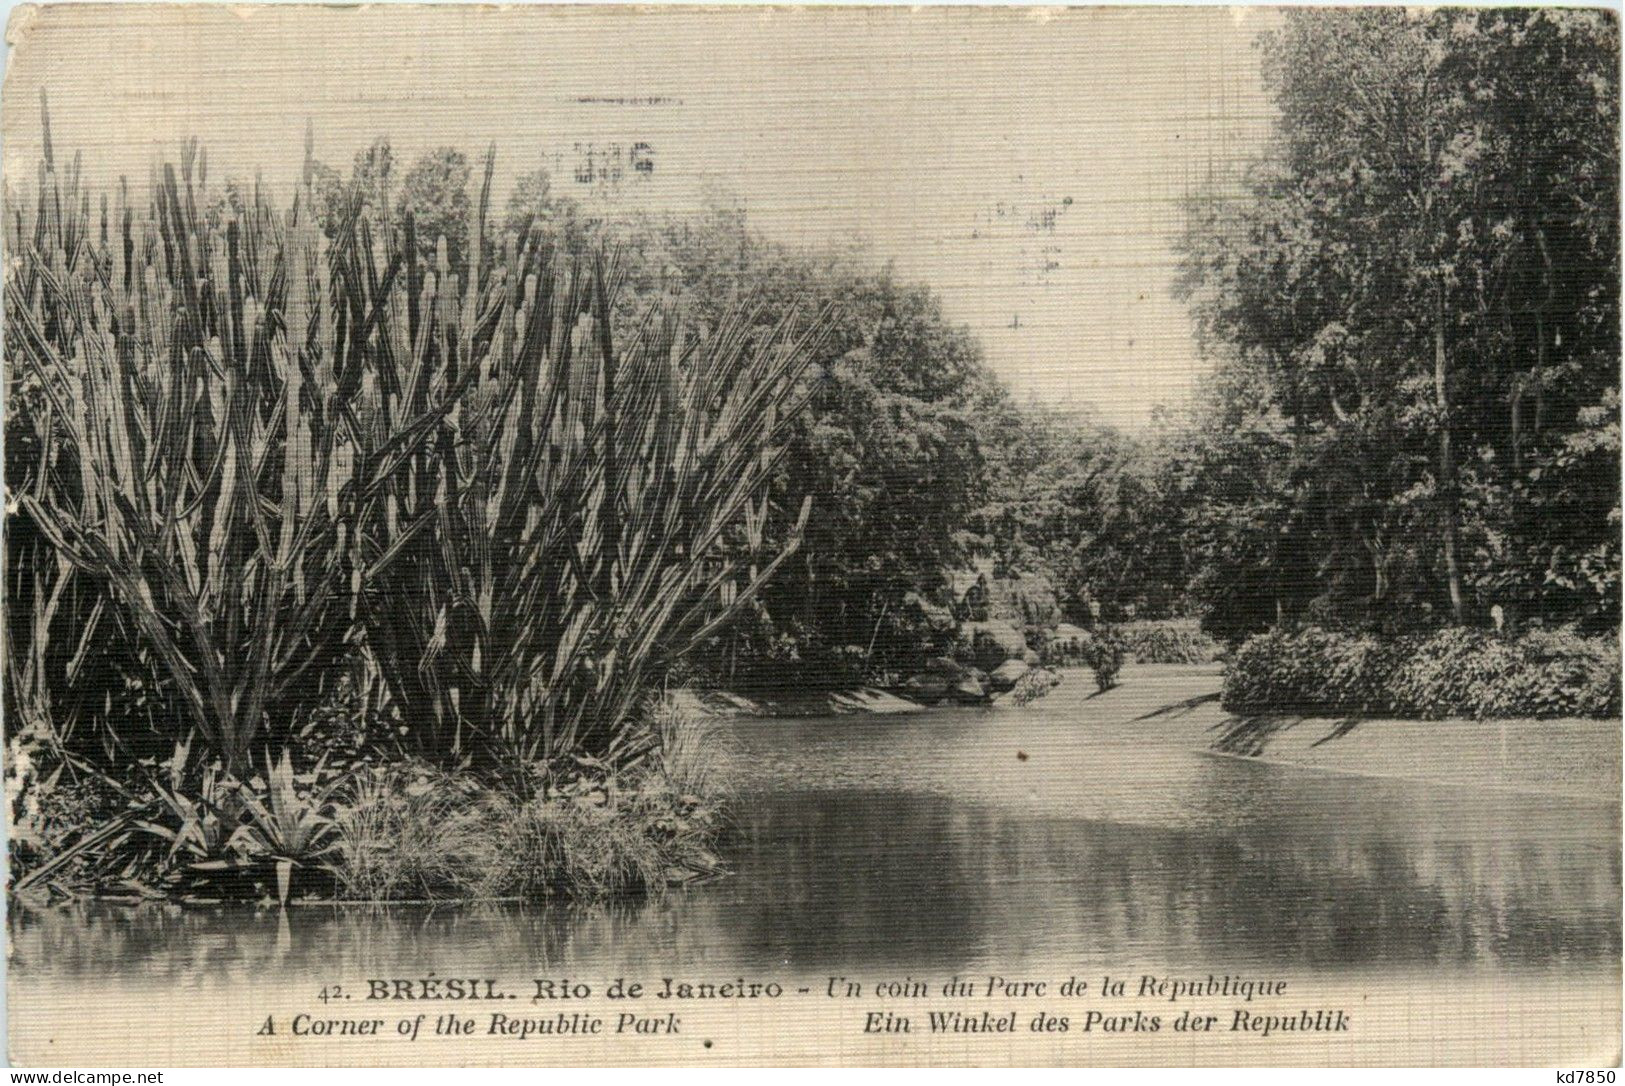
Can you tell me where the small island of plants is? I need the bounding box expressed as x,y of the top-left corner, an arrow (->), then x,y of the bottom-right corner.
6,118 -> 816,904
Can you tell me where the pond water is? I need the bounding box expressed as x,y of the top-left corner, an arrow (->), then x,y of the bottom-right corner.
8,677 -> 1621,1064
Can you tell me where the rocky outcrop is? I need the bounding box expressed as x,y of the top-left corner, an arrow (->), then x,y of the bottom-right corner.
1008,666 -> 1063,705
988,658 -> 1031,692
900,673 -> 953,700
954,620 -> 1031,672
901,655 -> 993,704
949,676 -> 990,704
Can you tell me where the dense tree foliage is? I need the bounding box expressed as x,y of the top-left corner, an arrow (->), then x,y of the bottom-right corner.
648,212 -> 1003,681
972,402 -> 1192,624
1176,8 -> 1620,637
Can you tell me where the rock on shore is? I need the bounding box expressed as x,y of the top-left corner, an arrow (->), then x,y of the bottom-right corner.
989,658 -> 1031,691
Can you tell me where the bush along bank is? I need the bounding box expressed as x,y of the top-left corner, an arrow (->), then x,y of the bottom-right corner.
1115,619 -> 1222,665
1222,626 -> 1623,720
1041,624 -> 1127,693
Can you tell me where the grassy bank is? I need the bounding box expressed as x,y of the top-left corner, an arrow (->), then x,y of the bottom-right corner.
10,695 -> 733,903
1094,664 -> 1623,800
1207,713 -> 1622,800
670,686 -> 926,720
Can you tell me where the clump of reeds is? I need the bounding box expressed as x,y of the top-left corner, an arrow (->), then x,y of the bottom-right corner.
6,105 -> 806,900
327,764 -> 492,901
354,166 -> 826,772
326,702 -> 728,902
4,98 -> 465,775
642,692 -> 735,800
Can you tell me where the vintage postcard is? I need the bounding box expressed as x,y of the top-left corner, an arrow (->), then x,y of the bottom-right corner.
2,2 -> 1620,1069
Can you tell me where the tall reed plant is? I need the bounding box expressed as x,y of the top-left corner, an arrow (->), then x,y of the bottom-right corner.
4,102 -> 460,773
356,150 -> 825,772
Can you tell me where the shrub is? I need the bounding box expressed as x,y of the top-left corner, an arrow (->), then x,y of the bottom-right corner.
1223,626 -> 1622,719
17,739 -> 356,902
1081,627 -> 1126,692
1116,619 -> 1221,664
1008,667 -> 1062,706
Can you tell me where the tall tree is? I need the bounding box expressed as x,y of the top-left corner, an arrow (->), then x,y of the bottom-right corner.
399,146 -> 472,273
1178,8 -> 1619,636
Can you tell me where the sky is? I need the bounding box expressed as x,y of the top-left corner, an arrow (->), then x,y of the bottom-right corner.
4,4 -> 1278,428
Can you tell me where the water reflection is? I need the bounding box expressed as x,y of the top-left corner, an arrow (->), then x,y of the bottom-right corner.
9,709 -> 1620,990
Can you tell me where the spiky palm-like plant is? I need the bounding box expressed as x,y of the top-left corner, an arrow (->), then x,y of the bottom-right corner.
357,149 -> 825,772
4,105 -> 460,774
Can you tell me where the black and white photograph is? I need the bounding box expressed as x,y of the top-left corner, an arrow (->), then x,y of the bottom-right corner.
1,2 -> 1620,1068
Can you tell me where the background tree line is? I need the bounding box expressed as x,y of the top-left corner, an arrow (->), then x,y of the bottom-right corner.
260,6 -> 1617,687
